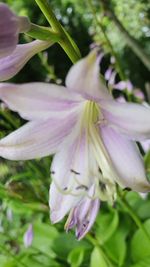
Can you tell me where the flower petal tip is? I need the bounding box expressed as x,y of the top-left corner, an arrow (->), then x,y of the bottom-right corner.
50,211 -> 63,224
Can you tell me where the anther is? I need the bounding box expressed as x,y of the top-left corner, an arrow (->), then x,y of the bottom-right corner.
123,187 -> 131,191
76,185 -> 88,191
99,181 -> 106,191
70,169 -> 80,175
50,171 -> 55,175
63,187 -> 68,191
83,220 -> 89,228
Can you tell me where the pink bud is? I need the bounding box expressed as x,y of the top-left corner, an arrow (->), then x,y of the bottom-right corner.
0,3 -> 30,59
23,224 -> 33,248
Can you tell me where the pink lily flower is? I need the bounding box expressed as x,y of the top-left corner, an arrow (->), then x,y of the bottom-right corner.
0,40 -> 53,81
0,51 -> 150,239
0,3 -> 30,59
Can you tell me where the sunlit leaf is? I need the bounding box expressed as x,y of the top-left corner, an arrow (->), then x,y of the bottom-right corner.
96,209 -> 119,244
131,219 -> 150,262
90,247 -> 108,267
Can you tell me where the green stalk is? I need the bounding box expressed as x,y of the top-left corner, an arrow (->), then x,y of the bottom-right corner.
0,242 -> 28,267
26,23 -> 61,41
0,110 -> 20,129
88,0 -> 125,81
35,0 -> 81,63
118,190 -> 150,243
87,234 -> 114,267
100,0 -> 150,70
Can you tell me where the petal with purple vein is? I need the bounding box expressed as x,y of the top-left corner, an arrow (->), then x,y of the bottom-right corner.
100,125 -> 150,192
0,82 -> 83,120
101,100 -> 150,141
66,50 -> 111,101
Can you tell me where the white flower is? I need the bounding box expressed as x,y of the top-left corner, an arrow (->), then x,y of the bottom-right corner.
0,50 -> 150,238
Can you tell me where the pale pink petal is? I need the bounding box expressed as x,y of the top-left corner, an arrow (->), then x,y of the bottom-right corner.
104,67 -> 113,81
0,83 -> 83,120
126,80 -> 133,92
0,3 -> 18,58
140,139 -> 150,153
113,81 -> 127,90
49,123 -> 91,223
110,56 -> 115,64
100,126 -> 150,192
65,185 -> 100,239
101,100 -> 150,141
0,40 -> 52,81
76,198 -> 100,240
134,89 -> 145,101
49,183 -> 78,223
116,96 -> 126,103
0,4 -> 30,58
0,113 -> 78,160
65,50 -> 111,100
108,70 -> 116,86
114,80 -> 133,92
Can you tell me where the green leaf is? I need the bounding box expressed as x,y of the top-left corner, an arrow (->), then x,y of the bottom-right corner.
137,201 -> 150,220
3,261 -> 16,267
131,219 -> 150,262
20,254 -> 60,267
125,192 -> 141,208
0,256 -> 13,267
131,256 -> 150,267
96,210 -> 119,244
90,247 -> 108,267
31,220 -> 59,255
103,222 -> 128,266
52,233 -> 91,260
67,246 -> 85,267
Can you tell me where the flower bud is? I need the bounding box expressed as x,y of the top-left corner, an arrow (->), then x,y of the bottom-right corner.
23,224 -> 33,248
0,3 -> 30,59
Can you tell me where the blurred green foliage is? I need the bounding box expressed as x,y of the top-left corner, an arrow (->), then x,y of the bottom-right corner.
0,0 -> 150,266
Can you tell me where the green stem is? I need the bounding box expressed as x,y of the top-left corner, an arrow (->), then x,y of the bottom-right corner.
100,0 -> 150,70
0,231 -> 52,261
87,234 -> 114,267
0,110 -> 20,129
88,0 -> 125,81
26,23 -> 61,41
0,242 -> 28,267
118,190 -> 150,243
35,0 -> 81,63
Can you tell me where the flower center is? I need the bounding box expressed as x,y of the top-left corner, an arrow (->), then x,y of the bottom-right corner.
82,100 -> 116,203
83,100 -> 101,127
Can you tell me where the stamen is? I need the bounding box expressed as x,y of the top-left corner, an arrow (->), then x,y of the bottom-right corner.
123,187 -> 131,191
96,118 -> 107,126
63,187 -> 68,191
99,181 -> 106,191
51,174 -> 91,198
70,169 -> 81,175
83,221 -> 89,228
76,185 -> 88,191
50,171 -> 55,175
